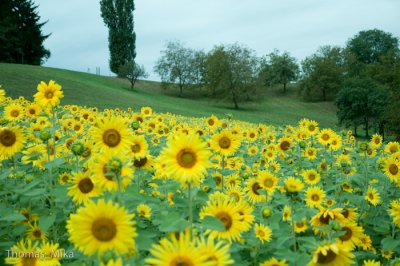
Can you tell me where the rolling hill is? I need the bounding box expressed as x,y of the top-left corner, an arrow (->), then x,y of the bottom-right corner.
0,63 -> 338,128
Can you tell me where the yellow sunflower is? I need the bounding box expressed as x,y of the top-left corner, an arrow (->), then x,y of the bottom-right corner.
308,242 -> 354,266
260,257 -> 288,266
365,186 -> 381,206
146,230 -> 212,266
284,177 -> 304,193
0,127 -> 26,159
128,135 -> 149,159
137,203 -> 152,219
34,80 -> 64,107
294,218 -> 308,234
305,186 -> 326,208
91,152 -> 133,192
282,205 -> 292,222
26,222 -> 47,242
206,115 -> 220,130
277,137 -> 293,153
370,133 -> 383,149
258,170 -> 279,195
254,223 -> 272,243
382,157 -> 400,183
389,199 -> 400,227
305,120 -> 319,135
311,208 -> 346,234
336,222 -> 364,251
197,237 -> 234,266
4,103 -> 24,120
66,199 -> 137,256
384,141 -> 400,154
244,178 -> 267,204
200,198 -> 248,242
25,103 -> 42,118
302,169 -> 321,185
210,130 -> 241,156
318,128 -> 334,146
158,133 -> 211,186
67,171 -> 101,205
91,115 -> 132,153
5,239 -> 40,266
363,260 -> 381,266
40,241 -> 64,266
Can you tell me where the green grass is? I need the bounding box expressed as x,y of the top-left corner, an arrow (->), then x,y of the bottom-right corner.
0,63 -> 339,128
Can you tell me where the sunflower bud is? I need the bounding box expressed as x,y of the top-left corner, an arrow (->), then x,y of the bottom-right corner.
202,185 -> 210,193
71,142 -> 85,156
39,128 -> 51,142
299,141 -> 306,149
108,158 -> 122,174
262,207 -> 272,218
15,170 -> 25,179
131,121 -> 140,130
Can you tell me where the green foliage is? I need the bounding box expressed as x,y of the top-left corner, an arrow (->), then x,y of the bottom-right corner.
100,0 -> 136,74
0,0 -> 50,65
336,77 -> 389,137
203,44 -> 260,109
153,41 -> 203,96
346,29 -> 399,65
260,50 -> 299,93
118,61 -> 148,90
300,46 -> 344,101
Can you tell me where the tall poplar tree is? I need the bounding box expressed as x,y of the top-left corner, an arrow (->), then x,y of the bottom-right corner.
100,0 -> 136,75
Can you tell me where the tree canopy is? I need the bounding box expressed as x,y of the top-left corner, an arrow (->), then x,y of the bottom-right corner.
0,0 -> 50,65
300,46 -> 344,101
100,0 -> 136,75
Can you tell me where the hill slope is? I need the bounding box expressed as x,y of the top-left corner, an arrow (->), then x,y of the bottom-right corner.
0,63 -> 338,128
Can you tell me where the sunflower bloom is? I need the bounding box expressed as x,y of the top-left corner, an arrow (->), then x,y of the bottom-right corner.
34,80 -> 64,107
66,199 -> 137,256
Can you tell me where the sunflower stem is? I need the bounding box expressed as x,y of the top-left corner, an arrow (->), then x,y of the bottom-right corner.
221,155 -> 225,192
188,182 -> 193,237
116,173 -> 122,204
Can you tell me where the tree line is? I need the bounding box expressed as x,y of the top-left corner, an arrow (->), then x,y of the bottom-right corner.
154,29 -> 400,139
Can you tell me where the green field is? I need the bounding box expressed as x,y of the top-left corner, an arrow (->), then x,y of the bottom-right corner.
0,63 -> 338,128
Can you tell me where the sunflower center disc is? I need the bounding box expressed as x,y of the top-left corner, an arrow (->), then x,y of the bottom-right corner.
322,134 -> 330,141
280,141 -> 290,151
216,212 -> 233,230
252,182 -> 261,195
311,195 -> 320,201
177,149 -> 196,168
78,178 -> 94,194
319,214 -> 332,225
92,218 -> 117,241
308,174 -> 316,180
0,129 -> 17,147
171,257 -> 194,266
11,110 -> 19,117
29,108 -> 36,115
219,137 -> 231,149
317,249 -> 337,264
23,257 -> 37,265
102,129 -> 121,147
264,179 -> 273,188
389,164 -> 398,175
208,119 -> 215,126
339,226 -> 353,241
131,144 -> 141,153
309,125 -> 315,131
46,91 -> 54,99
33,229 -> 42,238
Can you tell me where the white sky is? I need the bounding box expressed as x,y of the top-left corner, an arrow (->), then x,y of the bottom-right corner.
35,0 -> 400,80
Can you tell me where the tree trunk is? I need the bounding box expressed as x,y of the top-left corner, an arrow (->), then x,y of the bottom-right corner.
354,124 -> 357,137
283,83 -> 287,93
379,122 -> 385,141
365,118 -> 369,138
322,89 -> 326,101
231,88 -> 239,109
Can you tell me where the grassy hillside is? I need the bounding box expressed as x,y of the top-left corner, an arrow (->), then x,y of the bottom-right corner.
0,63 -> 338,128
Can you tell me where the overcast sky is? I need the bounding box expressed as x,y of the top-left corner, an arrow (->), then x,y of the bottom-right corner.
35,0 -> 400,80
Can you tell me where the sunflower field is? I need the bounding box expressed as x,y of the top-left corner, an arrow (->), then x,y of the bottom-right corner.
1,81 -> 400,266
